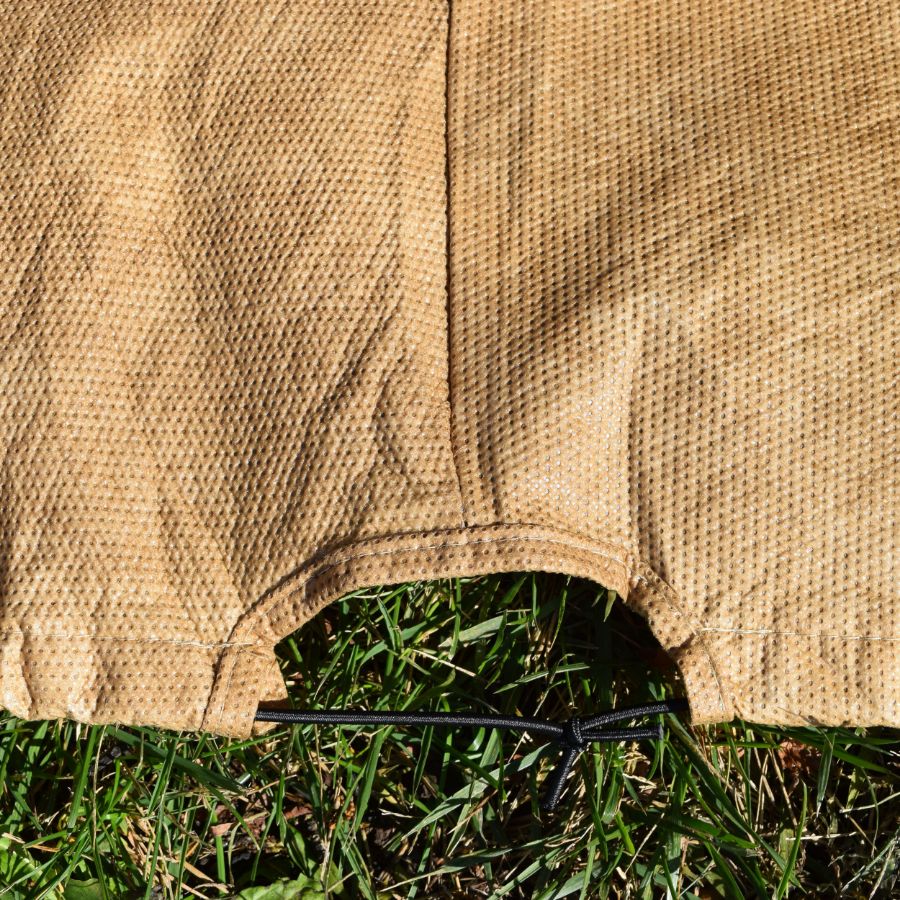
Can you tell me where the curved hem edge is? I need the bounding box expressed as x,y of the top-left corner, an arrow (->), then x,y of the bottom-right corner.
201,523 -> 732,738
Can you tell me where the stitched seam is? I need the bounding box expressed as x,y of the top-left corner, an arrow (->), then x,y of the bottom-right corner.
303,534 -> 630,573
213,523 -> 727,724
234,530 -> 633,641
306,520 -> 634,563
630,570 -> 729,717
211,526 -> 732,725
0,632 -> 257,648
700,627 -> 900,641
443,0 -> 467,529
211,649 -> 241,731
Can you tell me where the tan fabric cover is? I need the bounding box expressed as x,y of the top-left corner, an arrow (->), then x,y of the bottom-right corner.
0,1 -> 896,737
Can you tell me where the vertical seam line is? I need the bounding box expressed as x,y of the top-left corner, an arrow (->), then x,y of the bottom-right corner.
444,0 -> 468,528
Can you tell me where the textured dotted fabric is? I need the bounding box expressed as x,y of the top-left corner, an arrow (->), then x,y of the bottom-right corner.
0,1 -> 896,737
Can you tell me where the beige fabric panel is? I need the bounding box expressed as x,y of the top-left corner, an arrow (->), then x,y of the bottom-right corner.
0,0 -> 462,731
446,2 -> 898,726
0,0 -> 897,736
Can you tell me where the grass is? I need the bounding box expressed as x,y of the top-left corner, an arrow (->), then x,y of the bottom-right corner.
0,573 -> 898,898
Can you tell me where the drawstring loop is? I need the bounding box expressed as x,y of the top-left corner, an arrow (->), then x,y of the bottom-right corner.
254,697 -> 688,810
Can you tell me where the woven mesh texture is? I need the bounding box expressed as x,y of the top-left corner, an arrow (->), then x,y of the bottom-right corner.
0,0 -> 897,736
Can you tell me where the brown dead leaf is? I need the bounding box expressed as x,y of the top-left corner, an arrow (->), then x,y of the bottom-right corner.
284,804 -> 312,820
777,738 -> 820,784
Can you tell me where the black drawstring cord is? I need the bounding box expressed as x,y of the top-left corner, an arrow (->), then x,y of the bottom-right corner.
254,697 -> 688,810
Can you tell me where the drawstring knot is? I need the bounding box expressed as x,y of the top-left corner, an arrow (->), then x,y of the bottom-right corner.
255,698 -> 688,811
560,716 -> 586,749
538,712 -> 667,810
